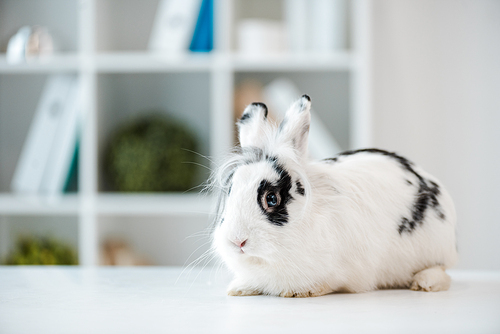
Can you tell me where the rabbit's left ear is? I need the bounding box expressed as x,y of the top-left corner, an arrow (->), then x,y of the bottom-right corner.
237,102 -> 272,149
277,95 -> 311,158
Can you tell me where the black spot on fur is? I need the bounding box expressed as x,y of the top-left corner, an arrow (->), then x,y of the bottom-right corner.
278,117 -> 287,133
239,112 -> 251,123
398,218 -> 415,234
302,94 -> 311,102
406,180 -> 413,185
296,180 -> 305,196
399,178 -> 446,234
257,160 -> 293,226
322,157 -> 338,163
334,149 -> 416,174
322,148 -> 446,234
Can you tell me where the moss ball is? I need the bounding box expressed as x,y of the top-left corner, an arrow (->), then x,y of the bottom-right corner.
5,236 -> 78,265
105,113 -> 199,192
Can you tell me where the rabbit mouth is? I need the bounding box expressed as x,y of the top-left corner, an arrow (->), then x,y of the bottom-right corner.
242,254 -> 266,266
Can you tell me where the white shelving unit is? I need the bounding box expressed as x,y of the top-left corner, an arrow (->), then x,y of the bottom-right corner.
0,0 -> 371,266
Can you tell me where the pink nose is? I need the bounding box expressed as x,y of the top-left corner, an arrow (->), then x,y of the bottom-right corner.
232,239 -> 247,248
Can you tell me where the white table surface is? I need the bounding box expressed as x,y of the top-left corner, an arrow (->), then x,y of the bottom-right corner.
0,267 -> 499,334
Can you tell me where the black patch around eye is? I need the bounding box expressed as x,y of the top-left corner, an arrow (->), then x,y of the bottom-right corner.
257,160 -> 293,226
296,180 -> 305,196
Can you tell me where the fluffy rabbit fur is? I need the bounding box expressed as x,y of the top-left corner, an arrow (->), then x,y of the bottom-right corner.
212,95 -> 457,297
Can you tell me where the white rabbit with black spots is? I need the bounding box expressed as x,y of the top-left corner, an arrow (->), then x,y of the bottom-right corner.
211,95 -> 457,297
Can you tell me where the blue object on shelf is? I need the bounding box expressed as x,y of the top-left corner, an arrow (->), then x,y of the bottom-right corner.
64,141 -> 79,193
189,0 -> 213,52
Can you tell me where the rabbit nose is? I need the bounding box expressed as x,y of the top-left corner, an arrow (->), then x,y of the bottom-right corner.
232,239 -> 247,248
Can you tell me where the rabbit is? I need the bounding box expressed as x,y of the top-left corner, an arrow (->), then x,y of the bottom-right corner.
211,95 -> 457,297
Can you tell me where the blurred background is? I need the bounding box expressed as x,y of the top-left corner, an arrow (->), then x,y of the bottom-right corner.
0,0 -> 498,269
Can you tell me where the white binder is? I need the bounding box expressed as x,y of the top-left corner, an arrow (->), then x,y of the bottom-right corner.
11,75 -> 74,194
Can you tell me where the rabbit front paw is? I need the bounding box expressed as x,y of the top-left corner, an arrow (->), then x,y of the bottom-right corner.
279,284 -> 332,298
227,280 -> 261,296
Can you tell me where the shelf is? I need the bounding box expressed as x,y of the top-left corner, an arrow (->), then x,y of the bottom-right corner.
0,194 -> 80,216
96,193 -> 214,216
0,193 -> 214,217
95,51 -> 354,73
229,51 -> 354,71
0,52 -> 354,74
0,0 -> 369,266
95,52 -> 214,73
0,54 -> 80,73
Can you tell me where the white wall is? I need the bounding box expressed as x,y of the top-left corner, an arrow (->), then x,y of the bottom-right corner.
371,0 -> 500,269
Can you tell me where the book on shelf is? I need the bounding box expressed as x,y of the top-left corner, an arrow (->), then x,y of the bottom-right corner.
11,74 -> 80,196
148,0 -> 203,53
63,141 -> 79,193
263,78 -> 342,159
39,77 -> 81,196
189,0 -> 213,52
11,75 -> 74,194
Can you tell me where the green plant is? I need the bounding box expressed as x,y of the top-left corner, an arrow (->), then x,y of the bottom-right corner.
5,236 -> 78,265
105,113 -> 199,192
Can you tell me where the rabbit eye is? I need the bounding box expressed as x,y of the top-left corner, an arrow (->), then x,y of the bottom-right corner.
264,191 -> 280,209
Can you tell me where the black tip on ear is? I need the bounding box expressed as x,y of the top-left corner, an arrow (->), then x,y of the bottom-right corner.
301,94 -> 311,102
250,102 -> 268,118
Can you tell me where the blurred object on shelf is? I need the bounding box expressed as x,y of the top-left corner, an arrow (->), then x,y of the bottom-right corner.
234,79 -> 278,123
149,0 -> 200,53
285,0 -> 346,53
284,0 -> 307,53
105,113 -> 199,192
4,235 -> 77,265
189,0 -> 214,52
234,79 -> 264,120
40,78 -> 81,196
234,80 -> 264,145
237,19 -> 287,55
309,0 -> 347,51
236,0 -> 346,56
100,238 -> 151,266
149,0 -> 213,54
6,26 -> 54,64
263,78 -> 342,158
11,75 -> 80,196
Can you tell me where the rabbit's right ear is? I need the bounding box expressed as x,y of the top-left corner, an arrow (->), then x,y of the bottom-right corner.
276,95 -> 311,158
237,102 -> 272,149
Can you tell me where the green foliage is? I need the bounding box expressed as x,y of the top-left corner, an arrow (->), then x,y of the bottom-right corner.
105,113 -> 199,192
5,236 -> 78,265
